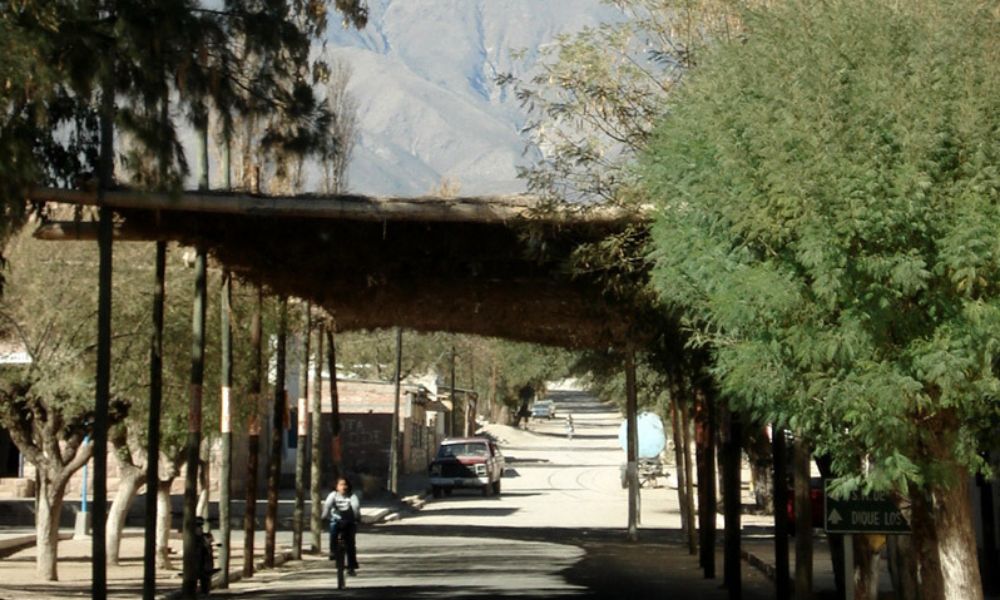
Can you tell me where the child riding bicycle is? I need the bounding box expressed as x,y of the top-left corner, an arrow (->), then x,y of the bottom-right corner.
322,476 -> 361,575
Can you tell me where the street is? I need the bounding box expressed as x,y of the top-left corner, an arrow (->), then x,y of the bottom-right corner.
214,389 -> 775,599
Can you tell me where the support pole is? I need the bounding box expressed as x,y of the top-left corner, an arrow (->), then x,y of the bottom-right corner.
242,288 -> 263,578
265,298 -> 288,568
92,55 -> 116,600
772,427 -> 791,600
722,408 -> 742,599
309,324 -> 324,553
681,398 -> 697,555
218,271 -> 233,588
326,327 -> 342,480
670,396 -> 691,551
142,241 -> 166,600
182,249 -> 207,598
696,386 -> 717,578
449,346 -> 457,437
292,304 -> 311,560
624,349 -> 639,542
388,327 -> 403,494
794,433 -> 813,599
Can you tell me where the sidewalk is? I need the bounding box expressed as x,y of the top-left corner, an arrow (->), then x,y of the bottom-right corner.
0,477 -> 429,599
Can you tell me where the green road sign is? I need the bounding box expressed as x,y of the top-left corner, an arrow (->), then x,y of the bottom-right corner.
823,480 -> 910,534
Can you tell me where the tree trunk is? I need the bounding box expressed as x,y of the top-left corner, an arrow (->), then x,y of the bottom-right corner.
911,468 -> 984,600
852,535 -> 883,600
745,426 -> 774,511
35,475 -> 64,581
793,434 -> 813,599
326,327 -> 342,480
107,466 -> 145,564
156,479 -> 174,570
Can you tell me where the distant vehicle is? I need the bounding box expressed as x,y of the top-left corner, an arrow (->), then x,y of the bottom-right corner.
429,437 -> 504,498
531,400 -> 556,419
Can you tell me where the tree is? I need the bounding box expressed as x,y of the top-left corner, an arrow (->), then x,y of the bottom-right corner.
0,229 -> 135,580
644,1 -> 999,597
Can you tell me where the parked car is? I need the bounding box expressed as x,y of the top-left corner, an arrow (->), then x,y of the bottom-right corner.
530,400 -> 556,419
429,437 -> 504,498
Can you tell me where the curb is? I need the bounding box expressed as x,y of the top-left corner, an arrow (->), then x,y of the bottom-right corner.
0,532 -> 72,559
741,548 -> 778,582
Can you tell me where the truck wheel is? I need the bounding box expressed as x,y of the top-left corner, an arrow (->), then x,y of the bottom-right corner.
432,486 -> 442,499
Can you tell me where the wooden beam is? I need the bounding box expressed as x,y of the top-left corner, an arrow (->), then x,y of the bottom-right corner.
33,221 -> 163,242
28,186 -> 641,225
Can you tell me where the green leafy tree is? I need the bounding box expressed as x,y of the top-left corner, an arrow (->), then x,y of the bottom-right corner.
644,1 -> 999,597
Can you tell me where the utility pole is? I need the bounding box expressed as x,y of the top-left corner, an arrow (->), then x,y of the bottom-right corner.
624,349 -> 639,542
388,327 -> 403,494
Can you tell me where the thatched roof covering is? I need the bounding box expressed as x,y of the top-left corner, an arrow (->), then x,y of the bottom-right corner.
30,187 -> 645,348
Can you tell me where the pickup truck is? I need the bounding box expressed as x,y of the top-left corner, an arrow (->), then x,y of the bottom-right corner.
428,437 -> 504,498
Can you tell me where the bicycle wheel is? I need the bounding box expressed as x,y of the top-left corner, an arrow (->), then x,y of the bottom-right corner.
335,534 -> 346,589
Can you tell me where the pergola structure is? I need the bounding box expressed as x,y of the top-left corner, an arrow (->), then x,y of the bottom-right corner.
31,187 -> 645,348
28,186 -> 665,600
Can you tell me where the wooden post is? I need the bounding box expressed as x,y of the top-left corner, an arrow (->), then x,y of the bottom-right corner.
242,288 -> 263,578
681,397 -> 697,555
773,427 -> 791,600
388,328 -> 403,492
218,271 -> 234,588
309,323 -> 324,553
142,242 -> 166,600
182,249 -> 207,598
670,396 -> 691,549
450,345 -> 458,436
92,60 -> 116,600
325,327 -> 342,479
388,327 -> 403,494
624,349 -> 639,542
292,304 -> 311,560
794,434 -> 813,599
722,407 -> 742,599
265,298 -> 288,568
696,386 -> 717,578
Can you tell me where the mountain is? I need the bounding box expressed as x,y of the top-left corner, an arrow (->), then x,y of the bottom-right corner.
322,0 -> 623,196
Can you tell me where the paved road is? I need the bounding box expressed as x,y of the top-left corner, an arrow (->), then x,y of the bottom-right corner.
215,389 -> 775,599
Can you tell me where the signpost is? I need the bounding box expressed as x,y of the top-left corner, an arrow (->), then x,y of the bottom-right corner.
823,480 -> 909,534
824,480 -> 909,599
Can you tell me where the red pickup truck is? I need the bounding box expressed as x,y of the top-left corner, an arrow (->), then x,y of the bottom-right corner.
429,437 -> 504,498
